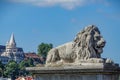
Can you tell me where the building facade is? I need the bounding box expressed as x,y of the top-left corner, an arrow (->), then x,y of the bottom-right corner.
0,45 -> 5,55
0,34 -> 25,63
24,52 -> 44,64
0,56 -> 9,64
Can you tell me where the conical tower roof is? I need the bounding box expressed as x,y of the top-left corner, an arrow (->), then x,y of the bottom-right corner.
9,33 -> 16,46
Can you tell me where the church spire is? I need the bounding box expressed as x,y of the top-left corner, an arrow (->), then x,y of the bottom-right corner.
9,33 -> 16,47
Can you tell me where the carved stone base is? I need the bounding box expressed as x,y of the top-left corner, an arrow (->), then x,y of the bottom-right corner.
26,63 -> 120,80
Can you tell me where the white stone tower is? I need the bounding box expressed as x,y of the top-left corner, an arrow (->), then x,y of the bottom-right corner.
6,33 -> 16,49
1,33 -> 24,63
2,33 -> 17,59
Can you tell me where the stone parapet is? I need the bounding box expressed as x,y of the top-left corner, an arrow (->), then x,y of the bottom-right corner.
26,63 -> 120,80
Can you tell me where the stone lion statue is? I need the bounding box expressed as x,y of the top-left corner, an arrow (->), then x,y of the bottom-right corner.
46,25 -> 110,66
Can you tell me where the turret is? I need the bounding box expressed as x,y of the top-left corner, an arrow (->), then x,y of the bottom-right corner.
6,33 -> 16,48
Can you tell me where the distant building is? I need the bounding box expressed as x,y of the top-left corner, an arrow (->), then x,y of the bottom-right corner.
0,34 -> 25,63
0,45 -> 5,55
0,56 -> 9,64
24,52 -> 44,64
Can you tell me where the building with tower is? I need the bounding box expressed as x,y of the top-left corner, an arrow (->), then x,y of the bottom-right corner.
0,33 -> 25,63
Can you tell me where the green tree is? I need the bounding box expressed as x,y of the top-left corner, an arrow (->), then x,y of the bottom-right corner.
19,58 -> 34,69
4,60 -> 19,80
37,43 -> 53,58
19,58 -> 34,76
0,61 -> 4,77
27,58 -> 34,67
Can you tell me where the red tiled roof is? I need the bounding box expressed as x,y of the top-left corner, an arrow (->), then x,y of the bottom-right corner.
16,76 -> 33,80
25,76 -> 33,80
25,53 -> 40,58
24,52 -> 45,62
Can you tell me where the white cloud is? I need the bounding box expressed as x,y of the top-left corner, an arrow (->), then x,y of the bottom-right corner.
9,0 -> 108,10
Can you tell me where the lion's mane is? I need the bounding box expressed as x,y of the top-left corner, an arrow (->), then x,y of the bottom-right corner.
74,25 -> 101,60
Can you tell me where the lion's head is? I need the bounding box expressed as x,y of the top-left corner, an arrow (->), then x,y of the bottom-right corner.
74,25 -> 106,60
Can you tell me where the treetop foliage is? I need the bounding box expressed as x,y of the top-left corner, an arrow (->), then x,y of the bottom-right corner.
37,42 -> 53,57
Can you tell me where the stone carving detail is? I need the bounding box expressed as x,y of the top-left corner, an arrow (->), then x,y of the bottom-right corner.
46,25 -> 112,66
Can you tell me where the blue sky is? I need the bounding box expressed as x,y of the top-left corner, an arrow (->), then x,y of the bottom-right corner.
0,0 -> 120,64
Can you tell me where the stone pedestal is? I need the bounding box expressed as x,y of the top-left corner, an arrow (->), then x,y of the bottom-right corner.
26,63 -> 120,80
